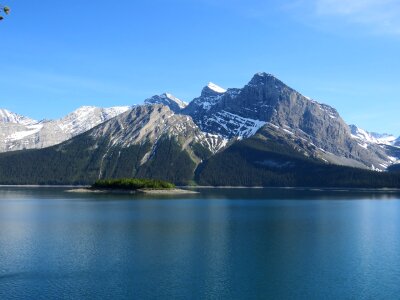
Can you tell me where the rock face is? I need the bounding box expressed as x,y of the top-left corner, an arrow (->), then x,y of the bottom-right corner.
184,72 -> 392,170
0,106 -> 130,152
144,93 -> 187,113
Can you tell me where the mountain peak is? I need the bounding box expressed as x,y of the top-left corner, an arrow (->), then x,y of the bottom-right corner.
145,93 -> 187,112
0,108 -> 38,126
248,72 -> 280,86
256,72 -> 275,77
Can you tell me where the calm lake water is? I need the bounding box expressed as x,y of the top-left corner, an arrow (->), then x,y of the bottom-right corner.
1,187 -> 400,299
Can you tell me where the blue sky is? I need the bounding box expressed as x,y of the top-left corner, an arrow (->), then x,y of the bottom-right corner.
1,0 -> 400,135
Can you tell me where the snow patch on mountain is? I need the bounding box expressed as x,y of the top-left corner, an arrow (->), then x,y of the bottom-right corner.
103,106 -> 132,118
4,124 -> 44,142
165,93 -> 187,108
202,133 -> 229,152
207,82 -> 226,94
198,110 -> 266,139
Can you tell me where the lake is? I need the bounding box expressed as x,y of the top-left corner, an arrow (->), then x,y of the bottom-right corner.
1,187 -> 400,299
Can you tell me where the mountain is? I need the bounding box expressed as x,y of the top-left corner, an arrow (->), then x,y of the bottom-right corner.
144,93 -> 187,112
0,106 -> 130,152
184,72 -> 391,170
0,72 -> 399,187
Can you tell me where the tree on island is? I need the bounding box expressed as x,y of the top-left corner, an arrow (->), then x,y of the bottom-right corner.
92,178 -> 176,190
0,4 -> 10,21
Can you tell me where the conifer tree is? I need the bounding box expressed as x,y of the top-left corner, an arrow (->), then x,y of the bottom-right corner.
0,4 -> 10,21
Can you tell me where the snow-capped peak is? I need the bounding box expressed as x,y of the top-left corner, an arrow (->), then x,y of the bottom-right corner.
0,108 -> 38,126
164,93 -> 188,108
207,82 -> 226,94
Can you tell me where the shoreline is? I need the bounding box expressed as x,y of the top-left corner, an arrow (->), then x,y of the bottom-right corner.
66,188 -> 199,195
1,185 -> 400,193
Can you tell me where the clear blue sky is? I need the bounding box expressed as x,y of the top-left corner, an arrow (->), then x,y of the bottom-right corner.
1,0 -> 400,135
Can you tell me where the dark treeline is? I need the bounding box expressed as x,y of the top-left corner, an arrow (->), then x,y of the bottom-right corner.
1,131 -> 400,188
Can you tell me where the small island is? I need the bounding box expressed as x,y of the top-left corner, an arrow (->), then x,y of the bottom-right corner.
68,178 -> 198,195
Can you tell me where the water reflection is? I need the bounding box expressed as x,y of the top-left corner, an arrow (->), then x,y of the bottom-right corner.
1,188 -> 400,299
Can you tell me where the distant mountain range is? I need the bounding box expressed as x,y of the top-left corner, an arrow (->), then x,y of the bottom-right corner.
0,72 -> 399,187
0,106 -> 130,152
349,125 -> 398,147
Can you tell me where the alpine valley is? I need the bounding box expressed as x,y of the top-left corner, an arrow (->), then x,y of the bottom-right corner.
1,72 -> 400,187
